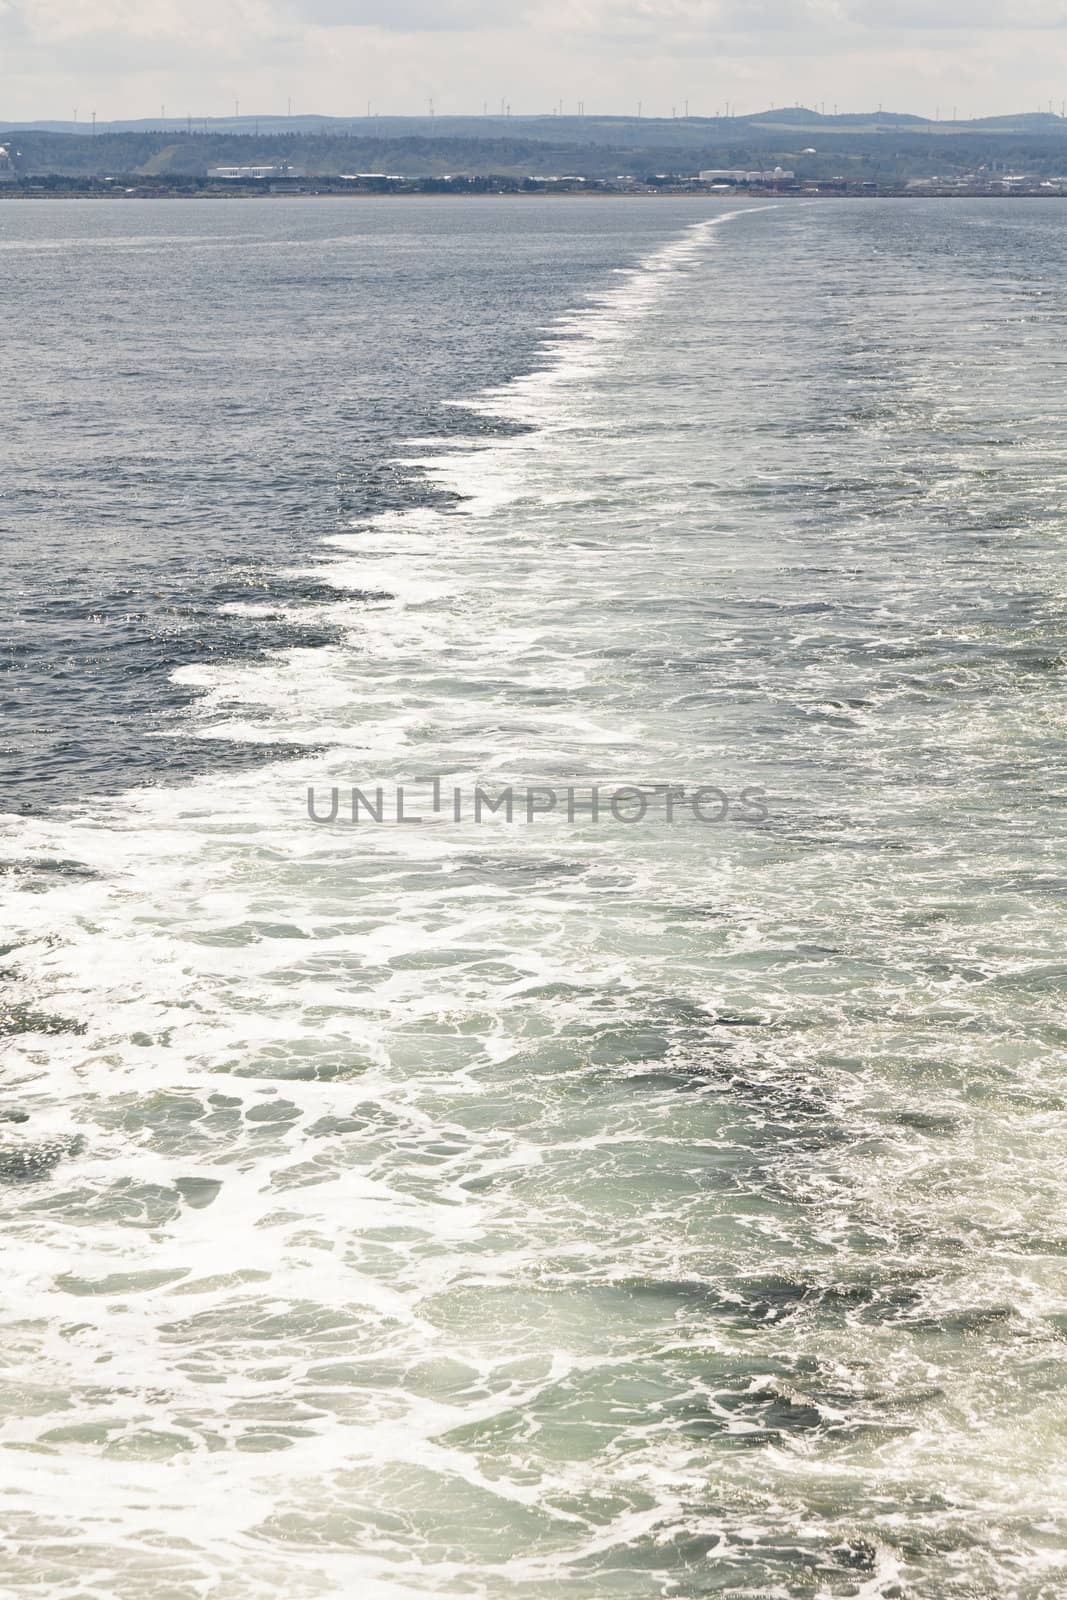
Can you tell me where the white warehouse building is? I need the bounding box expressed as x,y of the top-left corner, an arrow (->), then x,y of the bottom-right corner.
698,166 -> 794,183
208,164 -> 305,180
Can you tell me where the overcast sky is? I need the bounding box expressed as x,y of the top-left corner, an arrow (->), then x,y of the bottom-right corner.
3,0 -> 1067,123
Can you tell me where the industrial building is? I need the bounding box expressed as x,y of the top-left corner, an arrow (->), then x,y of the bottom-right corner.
698,166 -> 794,184
207,163 -> 305,180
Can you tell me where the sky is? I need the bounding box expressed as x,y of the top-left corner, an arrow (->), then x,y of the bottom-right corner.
3,0 -> 1067,124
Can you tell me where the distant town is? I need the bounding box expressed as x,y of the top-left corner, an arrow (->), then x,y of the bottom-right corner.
6,165 -> 1067,200
7,108 -> 1067,197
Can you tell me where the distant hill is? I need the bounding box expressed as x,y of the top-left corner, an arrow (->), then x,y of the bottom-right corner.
0,130 -> 679,180
5,107 -> 1067,144
745,107 -> 929,127
7,114 -> 1067,186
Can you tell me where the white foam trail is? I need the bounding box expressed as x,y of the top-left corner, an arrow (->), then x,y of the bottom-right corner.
8,201 -> 1059,1600
0,207 -> 780,1600
130,206 -> 767,741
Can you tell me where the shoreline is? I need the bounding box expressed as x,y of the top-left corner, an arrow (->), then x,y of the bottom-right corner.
5,187 -> 1067,201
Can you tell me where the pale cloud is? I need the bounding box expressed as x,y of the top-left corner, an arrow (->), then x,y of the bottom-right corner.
3,0 -> 1067,121
4,0 -> 290,47
848,0 -> 1067,25
292,0 -> 531,27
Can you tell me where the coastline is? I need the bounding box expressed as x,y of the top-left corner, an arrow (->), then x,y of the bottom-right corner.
6,187 -> 1067,201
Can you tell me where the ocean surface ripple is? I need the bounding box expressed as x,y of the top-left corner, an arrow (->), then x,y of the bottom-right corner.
1,197 -> 1066,1599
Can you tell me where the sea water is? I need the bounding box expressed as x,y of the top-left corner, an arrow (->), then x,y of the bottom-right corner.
1,197 -> 1066,1598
